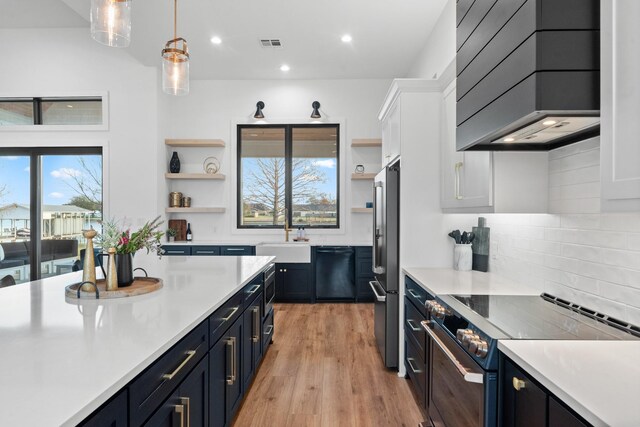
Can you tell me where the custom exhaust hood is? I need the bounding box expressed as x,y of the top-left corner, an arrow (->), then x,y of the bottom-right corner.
456,0 -> 601,151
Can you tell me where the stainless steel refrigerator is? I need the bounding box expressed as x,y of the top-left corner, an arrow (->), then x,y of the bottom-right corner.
368,158 -> 399,369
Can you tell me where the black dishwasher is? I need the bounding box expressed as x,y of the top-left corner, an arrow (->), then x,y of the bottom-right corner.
315,246 -> 356,301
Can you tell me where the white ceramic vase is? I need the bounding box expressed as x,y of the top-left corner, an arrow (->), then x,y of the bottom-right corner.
454,244 -> 473,271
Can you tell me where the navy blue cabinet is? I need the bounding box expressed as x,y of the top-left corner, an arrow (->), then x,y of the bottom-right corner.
143,355 -> 209,427
210,316 -> 243,427
275,263 -> 312,302
242,292 -> 263,391
355,246 -> 374,302
162,245 -> 255,256
80,390 -> 128,427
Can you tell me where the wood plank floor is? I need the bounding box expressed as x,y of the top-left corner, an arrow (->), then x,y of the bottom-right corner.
233,303 -> 426,427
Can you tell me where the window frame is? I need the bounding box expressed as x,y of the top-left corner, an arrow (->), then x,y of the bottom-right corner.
236,123 -> 341,230
0,92 -> 109,131
0,146 -> 103,281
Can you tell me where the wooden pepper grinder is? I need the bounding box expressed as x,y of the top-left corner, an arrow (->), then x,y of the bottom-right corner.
81,228 -> 98,291
105,247 -> 118,291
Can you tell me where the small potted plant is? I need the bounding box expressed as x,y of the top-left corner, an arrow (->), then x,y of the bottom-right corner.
167,228 -> 177,242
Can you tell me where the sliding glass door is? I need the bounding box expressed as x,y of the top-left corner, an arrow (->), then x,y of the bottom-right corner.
0,148 -> 102,284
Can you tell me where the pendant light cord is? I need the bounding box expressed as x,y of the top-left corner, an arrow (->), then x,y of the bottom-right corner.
173,0 -> 177,48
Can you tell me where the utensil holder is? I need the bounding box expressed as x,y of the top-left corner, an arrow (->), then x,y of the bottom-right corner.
454,244 -> 473,271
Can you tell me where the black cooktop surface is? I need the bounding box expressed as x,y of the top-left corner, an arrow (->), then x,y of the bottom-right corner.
449,294 -> 639,340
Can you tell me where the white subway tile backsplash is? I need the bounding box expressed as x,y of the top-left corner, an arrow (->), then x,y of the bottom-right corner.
461,138 -> 640,325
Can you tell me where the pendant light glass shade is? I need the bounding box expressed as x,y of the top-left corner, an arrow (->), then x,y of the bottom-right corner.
311,101 -> 321,119
162,38 -> 190,96
90,0 -> 131,48
161,0 -> 189,96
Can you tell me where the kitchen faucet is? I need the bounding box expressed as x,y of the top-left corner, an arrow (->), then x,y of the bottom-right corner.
284,208 -> 293,242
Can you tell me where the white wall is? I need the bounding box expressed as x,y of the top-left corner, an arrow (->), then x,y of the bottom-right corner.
0,28 -> 161,270
163,79 -> 391,244
405,0 -> 455,79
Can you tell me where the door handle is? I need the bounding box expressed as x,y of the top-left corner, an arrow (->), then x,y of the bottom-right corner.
162,350 -> 196,380
406,319 -> 422,332
179,397 -> 190,427
264,325 -> 274,336
246,284 -> 261,295
407,358 -> 423,374
407,289 -> 421,300
174,403 -> 185,427
196,250 -> 215,254
226,336 -> 236,385
368,281 -> 386,302
454,161 -> 464,200
252,307 -> 260,343
222,306 -> 239,322
421,321 -> 483,384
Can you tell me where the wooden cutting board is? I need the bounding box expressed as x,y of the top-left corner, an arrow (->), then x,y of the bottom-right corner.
169,219 -> 187,241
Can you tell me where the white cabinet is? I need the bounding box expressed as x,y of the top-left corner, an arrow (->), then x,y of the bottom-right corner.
381,101 -> 401,166
440,81 -> 493,211
440,80 -> 549,213
600,0 -> 640,211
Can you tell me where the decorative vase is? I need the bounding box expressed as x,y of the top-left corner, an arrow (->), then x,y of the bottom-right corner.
169,151 -> 181,173
116,253 -> 134,287
81,228 -> 98,291
105,247 -> 118,291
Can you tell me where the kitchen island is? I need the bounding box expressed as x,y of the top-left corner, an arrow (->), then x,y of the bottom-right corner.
0,255 -> 274,426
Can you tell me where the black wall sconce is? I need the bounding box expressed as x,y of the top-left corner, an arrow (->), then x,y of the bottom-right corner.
254,101 -> 265,119
311,101 -> 321,119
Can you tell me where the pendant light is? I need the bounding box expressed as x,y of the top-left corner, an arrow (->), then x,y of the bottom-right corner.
162,0 -> 189,96
90,0 -> 132,48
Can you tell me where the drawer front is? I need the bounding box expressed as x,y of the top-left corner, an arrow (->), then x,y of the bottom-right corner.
81,389 -> 128,427
161,245 -> 191,256
404,333 -> 427,408
191,245 -> 221,256
220,245 -> 254,256
129,321 -> 208,426
502,358 -> 547,427
355,246 -> 372,259
356,258 -> 373,278
405,276 -> 431,317
404,297 -> 427,356
243,274 -> 263,305
262,307 -> 274,351
209,292 -> 244,347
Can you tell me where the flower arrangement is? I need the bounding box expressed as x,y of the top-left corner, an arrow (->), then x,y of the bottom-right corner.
97,216 -> 165,256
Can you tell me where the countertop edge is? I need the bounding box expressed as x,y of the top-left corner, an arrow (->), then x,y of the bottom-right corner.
61,256 -> 275,426
497,341 -> 606,427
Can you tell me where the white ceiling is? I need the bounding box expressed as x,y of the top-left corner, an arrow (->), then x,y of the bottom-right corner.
6,0 -> 448,80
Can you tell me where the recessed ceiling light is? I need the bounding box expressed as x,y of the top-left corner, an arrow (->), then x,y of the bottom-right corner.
280,64 -> 290,72
210,36 -> 222,45
504,137 -> 515,142
341,34 -> 352,43
542,120 -> 557,126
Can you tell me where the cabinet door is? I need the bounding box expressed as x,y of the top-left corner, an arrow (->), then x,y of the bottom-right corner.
502,358 -> 547,427
81,390 -> 128,427
601,0 -> 640,210
275,263 -> 311,302
441,81 -> 493,211
143,355 -> 208,427
209,317 -> 243,427
382,100 -> 401,165
242,296 -> 263,391
549,396 -> 588,427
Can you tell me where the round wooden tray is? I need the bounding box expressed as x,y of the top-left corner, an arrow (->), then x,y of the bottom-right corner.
65,277 -> 163,299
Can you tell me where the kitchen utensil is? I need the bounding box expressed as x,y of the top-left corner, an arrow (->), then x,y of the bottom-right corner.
462,231 -> 468,244
468,232 -> 475,243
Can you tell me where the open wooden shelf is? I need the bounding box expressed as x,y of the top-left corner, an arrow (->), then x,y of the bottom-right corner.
165,139 -> 225,147
351,207 -> 373,213
165,173 -> 225,180
351,138 -> 382,147
351,173 -> 376,180
165,207 -> 226,213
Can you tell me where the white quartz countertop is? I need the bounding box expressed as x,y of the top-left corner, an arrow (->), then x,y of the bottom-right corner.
402,267 -> 539,296
499,340 -> 640,427
0,255 -> 274,427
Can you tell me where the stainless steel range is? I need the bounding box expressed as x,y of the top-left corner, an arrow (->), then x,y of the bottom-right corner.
420,293 -> 640,427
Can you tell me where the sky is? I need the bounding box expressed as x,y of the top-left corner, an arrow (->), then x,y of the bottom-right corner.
0,155 -> 101,206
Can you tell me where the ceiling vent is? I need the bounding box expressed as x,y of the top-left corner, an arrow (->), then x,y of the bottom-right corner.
260,39 -> 283,48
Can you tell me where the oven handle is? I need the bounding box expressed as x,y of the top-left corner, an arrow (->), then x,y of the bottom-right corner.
421,320 -> 484,384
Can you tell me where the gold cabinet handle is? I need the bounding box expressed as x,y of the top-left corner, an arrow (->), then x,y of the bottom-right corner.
174,404 -> 185,427
222,306 -> 239,322
513,377 -> 526,391
180,397 -> 190,427
163,350 -> 196,380
226,336 -> 236,385
252,307 -> 260,343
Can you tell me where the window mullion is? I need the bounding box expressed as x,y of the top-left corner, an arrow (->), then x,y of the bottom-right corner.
285,125 -> 293,227
33,98 -> 42,125
29,154 -> 42,280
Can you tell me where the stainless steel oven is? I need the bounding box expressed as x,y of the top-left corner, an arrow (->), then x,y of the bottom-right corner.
263,263 -> 275,315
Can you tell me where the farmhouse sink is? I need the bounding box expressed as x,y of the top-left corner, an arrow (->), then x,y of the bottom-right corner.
255,242 -> 311,263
